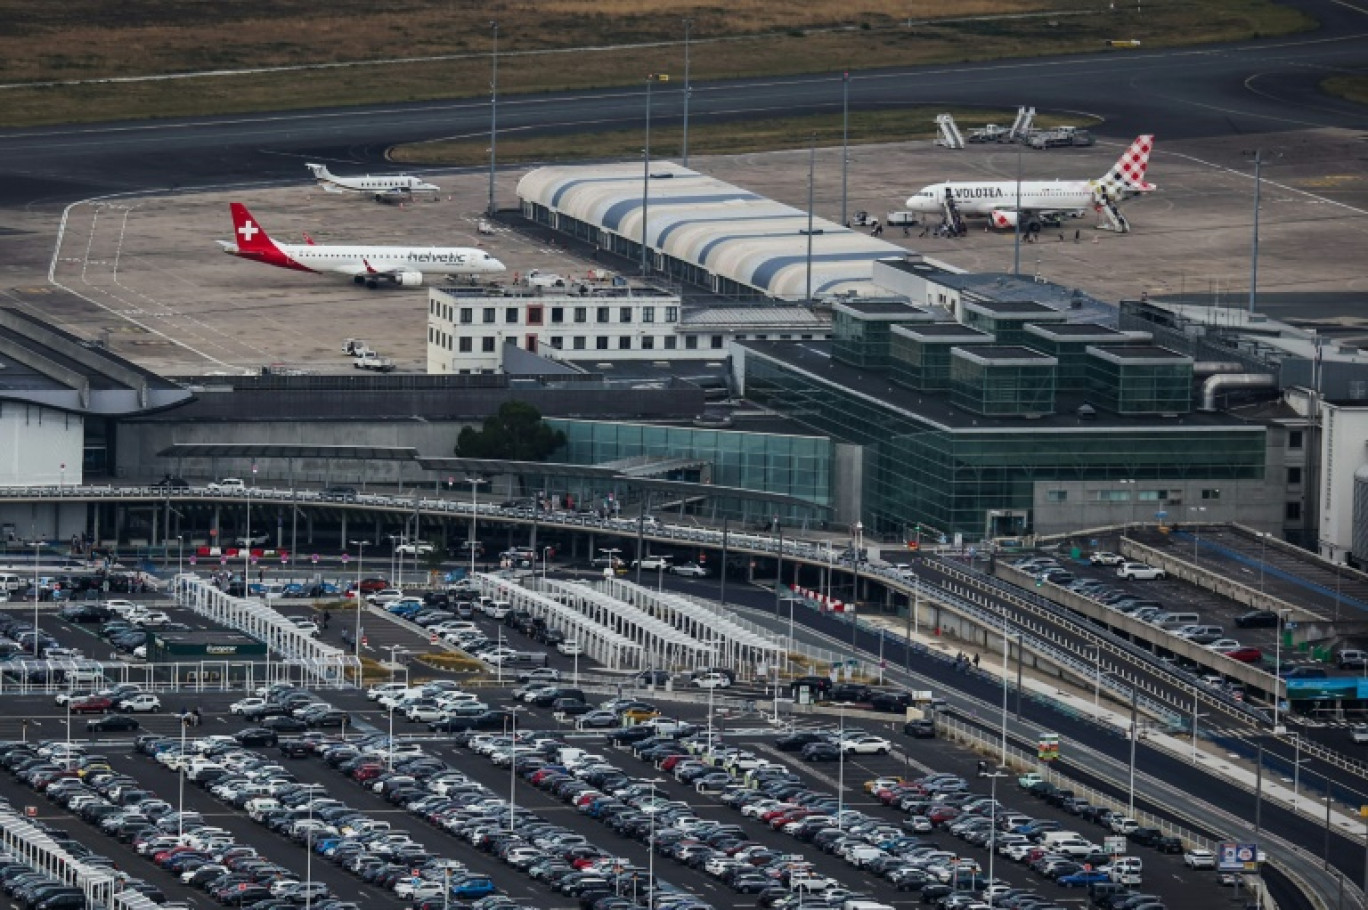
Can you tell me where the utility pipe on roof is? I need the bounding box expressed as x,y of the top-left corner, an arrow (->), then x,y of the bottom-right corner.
1199,373 -> 1277,411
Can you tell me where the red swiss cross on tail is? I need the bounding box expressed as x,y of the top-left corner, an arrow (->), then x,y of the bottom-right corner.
229,203 -> 280,254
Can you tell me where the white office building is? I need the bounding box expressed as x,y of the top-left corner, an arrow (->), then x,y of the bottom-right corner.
427,284 -> 831,374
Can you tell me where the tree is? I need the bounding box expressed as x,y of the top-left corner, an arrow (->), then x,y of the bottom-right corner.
454,401 -> 566,461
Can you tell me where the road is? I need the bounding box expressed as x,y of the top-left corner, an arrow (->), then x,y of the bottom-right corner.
0,0 -> 1364,206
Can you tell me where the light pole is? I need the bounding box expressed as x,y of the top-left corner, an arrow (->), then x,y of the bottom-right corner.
1127,687 -> 1139,816
1273,608 -> 1290,732
31,540 -> 42,657
386,644 -> 399,770
542,546 -> 553,585
488,21 -> 498,216
840,71 -> 849,226
176,535 -> 184,578
984,767 -> 1008,895
641,73 -> 668,276
1118,479 -> 1136,534
836,701 -> 847,831
304,795 -> 315,910
1093,647 -> 1103,709
680,19 -> 692,167
1258,531 -> 1269,594
1000,614 -> 1010,767
1190,685 -> 1208,761
1188,506 -> 1206,560
465,477 -> 487,579
178,712 -> 189,840
350,539 -> 369,675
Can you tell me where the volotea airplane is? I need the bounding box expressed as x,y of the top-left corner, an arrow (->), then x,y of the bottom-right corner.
218,203 -> 504,288
905,135 -> 1157,234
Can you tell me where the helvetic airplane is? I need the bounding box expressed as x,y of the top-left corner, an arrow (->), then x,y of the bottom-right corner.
306,162 -> 441,203
218,203 -> 505,288
905,135 -> 1157,233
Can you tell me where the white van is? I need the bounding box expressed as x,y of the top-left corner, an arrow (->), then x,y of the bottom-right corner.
0,573 -> 22,593
1039,830 -> 1084,848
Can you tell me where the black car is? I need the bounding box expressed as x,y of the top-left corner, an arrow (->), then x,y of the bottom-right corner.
321,485 -> 358,502
234,728 -> 279,747
261,715 -> 308,733
87,715 -> 140,733
776,731 -> 827,752
58,604 -> 113,623
1234,610 -> 1280,629
801,742 -> 840,762
151,475 -> 190,489
903,719 -> 936,738
279,740 -> 313,758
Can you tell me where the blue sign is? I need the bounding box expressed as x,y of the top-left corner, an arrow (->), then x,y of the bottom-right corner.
1285,678 -> 1368,700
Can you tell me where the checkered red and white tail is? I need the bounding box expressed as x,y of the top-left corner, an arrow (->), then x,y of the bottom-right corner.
1098,135 -> 1156,196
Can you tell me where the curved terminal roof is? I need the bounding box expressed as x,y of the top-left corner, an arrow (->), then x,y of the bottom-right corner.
517,162 -> 909,301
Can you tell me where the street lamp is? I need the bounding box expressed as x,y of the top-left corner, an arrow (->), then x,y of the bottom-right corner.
31,540 -> 42,657
641,73 -> 669,276
1190,685 -> 1209,761
465,477 -> 488,579
542,546 -> 553,585
1273,608 -> 1291,732
1258,531 -> 1270,594
176,535 -> 184,578
984,767 -> 1008,896
835,701 -> 848,831
350,539 -> 370,676
178,712 -> 190,840
1118,479 -> 1136,534
386,645 -> 400,770
1188,506 -> 1206,560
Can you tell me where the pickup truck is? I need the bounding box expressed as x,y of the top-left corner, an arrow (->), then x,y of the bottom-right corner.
354,351 -> 396,372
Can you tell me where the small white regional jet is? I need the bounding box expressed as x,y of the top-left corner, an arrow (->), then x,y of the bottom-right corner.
306,162 -> 441,203
218,203 -> 505,289
905,135 -> 1157,234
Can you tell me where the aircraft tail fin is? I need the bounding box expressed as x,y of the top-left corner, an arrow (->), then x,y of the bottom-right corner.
228,203 -> 280,254
1098,135 -> 1156,195
305,163 -> 330,180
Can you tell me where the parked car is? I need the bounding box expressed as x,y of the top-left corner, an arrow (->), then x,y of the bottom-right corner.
1117,562 -> 1167,580
1089,551 -> 1125,566
118,694 -> 162,713
1184,848 -> 1216,869
1234,610 -> 1280,629
87,715 -> 141,733
670,563 -> 710,577
207,478 -> 246,492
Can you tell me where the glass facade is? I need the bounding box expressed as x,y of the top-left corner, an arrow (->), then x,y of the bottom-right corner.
961,305 -> 1066,347
743,347 -> 1266,538
549,418 -> 833,524
831,304 -> 933,371
1085,346 -> 1193,414
948,348 -> 1057,416
888,325 -> 993,391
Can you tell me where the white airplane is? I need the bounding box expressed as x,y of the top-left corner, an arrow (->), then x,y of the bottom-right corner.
305,162 -> 441,203
218,203 -> 505,288
905,135 -> 1157,234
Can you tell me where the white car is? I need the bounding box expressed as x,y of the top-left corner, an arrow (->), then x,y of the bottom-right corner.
230,697 -> 267,715
1089,551 -> 1125,566
1206,639 -> 1242,652
134,611 -> 172,627
557,640 -> 584,656
670,563 -> 710,577
690,673 -> 731,690
118,694 -> 162,713
840,735 -> 892,755
1184,848 -> 1216,869
367,588 -> 404,606
633,556 -> 672,571
1117,562 -> 1167,580
394,541 -> 435,556
208,478 -> 246,492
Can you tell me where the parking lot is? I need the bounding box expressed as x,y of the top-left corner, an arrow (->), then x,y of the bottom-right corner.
0,651 -> 1247,910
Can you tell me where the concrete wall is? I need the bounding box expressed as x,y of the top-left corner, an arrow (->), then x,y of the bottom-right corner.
833,443 -> 864,527
0,404 -> 83,487
115,420 -> 468,487
1030,478 -> 1282,539
1319,402 -> 1368,562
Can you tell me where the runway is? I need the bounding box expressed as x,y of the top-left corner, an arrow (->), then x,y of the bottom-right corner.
0,0 -> 1365,208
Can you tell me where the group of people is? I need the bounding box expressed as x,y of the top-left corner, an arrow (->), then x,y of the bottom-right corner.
180,707 -> 203,726
952,651 -> 980,672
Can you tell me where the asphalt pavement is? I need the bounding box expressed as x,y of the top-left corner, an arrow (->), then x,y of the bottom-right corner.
1,2 -> 1366,207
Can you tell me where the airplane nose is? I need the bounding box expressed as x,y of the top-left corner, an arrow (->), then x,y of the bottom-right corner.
487,257 -> 507,271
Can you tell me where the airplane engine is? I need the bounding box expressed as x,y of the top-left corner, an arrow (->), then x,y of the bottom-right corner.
393,271 -> 424,287
989,210 -> 1041,232
990,209 -> 1019,229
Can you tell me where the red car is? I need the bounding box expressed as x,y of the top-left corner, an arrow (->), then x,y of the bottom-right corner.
67,696 -> 114,715
1223,647 -> 1264,663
